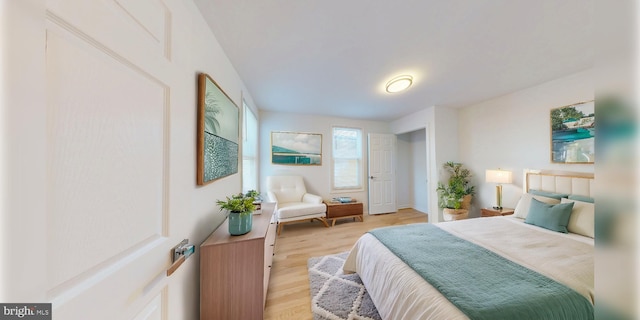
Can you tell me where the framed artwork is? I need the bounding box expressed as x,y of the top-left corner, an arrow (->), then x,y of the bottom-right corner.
550,100 -> 595,164
197,73 -> 239,185
271,131 -> 322,165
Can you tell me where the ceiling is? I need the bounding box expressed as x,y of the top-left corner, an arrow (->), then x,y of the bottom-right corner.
194,0 -> 593,122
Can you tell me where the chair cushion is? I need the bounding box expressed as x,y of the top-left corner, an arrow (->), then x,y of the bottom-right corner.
267,176 -> 307,203
277,202 -> 326,219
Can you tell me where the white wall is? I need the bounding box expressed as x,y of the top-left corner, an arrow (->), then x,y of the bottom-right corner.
396,129 -> 428,212
180,3 -> 257,318
431,107 -> 460,221
392,72 -> 593,221
390,108 -> 430,134
458,69 -> 594,217
396,133 -> 412,208
2,1 -> 256,318
391,106 -> 459,222
410,129 -> 428,213
259,111 -> 390,212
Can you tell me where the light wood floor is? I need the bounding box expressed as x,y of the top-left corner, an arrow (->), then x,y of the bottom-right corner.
263,208 -> 428,320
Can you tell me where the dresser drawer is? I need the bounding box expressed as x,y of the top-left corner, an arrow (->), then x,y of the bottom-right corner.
200,202 -> 277,320
263,218 -> 277,304
326,202 -> 363,218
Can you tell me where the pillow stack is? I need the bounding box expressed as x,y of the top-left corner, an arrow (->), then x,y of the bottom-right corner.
524,198 -> 574,233
513,191 -> 594,238
561,198 -> 595,238
513,193 -> 561,219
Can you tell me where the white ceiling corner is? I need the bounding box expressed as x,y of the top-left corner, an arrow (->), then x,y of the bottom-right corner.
194,0 -> 593,121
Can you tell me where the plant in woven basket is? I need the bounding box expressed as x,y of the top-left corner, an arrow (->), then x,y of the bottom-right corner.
436,161 -> 475,210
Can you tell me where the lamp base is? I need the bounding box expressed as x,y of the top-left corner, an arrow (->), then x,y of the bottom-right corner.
494,185 -> 503,210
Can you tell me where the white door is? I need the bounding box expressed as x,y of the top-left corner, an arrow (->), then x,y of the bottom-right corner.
2,1 -> 183,319
368,134 -> 397,214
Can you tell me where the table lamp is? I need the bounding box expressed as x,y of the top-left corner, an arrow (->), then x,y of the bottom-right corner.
485,169 -> 513,210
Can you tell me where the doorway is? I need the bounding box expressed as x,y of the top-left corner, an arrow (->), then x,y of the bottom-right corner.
396,128 -> 429,214
367,133 -> 397,214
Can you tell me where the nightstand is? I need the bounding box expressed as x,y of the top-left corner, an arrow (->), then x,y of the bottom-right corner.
324,200 -> 364,226
481,207 -> 515,217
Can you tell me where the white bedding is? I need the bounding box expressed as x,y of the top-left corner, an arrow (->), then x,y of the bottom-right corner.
343,217 -> 594,320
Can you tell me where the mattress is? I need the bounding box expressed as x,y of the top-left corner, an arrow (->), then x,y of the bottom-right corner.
343,217 -> 594,320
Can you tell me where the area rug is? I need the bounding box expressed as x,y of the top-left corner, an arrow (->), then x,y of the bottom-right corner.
307,251 -> 381,320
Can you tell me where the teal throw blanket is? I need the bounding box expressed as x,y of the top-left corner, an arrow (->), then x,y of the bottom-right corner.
368,223 -> 593,320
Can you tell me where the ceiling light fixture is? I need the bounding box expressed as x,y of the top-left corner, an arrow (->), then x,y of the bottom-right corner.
385,75 -> 413,93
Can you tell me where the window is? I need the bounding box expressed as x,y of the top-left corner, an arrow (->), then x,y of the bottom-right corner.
242,100 -> 258,193
332,127 -> 363,190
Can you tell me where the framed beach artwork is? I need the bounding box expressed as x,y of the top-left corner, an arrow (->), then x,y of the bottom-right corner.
550,100 -> 595,164
197,73 -> 239,185
271,131 -> 322,165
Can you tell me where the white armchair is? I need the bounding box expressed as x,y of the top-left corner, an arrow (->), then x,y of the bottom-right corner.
266,175 -> 329,235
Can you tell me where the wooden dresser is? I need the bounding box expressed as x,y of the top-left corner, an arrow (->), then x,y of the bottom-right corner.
200,202 -> 277,320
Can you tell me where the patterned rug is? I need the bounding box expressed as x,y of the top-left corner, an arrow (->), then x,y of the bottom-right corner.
307,251 -> 381,320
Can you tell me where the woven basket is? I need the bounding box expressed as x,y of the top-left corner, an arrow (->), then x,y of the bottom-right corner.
461,195 -> 472,210
443,208 -> 469,221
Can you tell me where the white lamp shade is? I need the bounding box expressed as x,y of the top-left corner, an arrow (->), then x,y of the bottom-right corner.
485,169 -> 513,184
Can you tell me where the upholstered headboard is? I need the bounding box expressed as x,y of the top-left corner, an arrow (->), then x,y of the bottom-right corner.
524,170 -> 594,198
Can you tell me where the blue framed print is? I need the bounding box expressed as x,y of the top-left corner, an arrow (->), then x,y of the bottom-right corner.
197,73 -> 239,185
550,100 -> 594,164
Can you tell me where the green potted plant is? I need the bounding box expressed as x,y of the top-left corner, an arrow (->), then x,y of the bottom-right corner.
245,189 -> 263,214
436,161 -> 475,220
217,192 -> 257,235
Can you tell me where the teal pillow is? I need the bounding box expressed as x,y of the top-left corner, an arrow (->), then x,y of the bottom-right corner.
525,198 -> 575,233
528,189 -> 570,200
568,194 -> 595,203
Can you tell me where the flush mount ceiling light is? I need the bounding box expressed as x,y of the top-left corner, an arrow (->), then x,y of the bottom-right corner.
385,75 -> 413,93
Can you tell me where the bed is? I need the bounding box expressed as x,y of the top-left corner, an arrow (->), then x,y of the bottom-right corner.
343,171 -> 595,320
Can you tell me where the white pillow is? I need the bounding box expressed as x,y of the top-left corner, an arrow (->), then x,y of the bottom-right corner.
513,193 -> 561,219
561,198 -> 595,238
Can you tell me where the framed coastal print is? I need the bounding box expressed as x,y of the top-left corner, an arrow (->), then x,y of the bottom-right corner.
197,73 -> 239,185
550,100 -> 595,164
271,131 -> 322,165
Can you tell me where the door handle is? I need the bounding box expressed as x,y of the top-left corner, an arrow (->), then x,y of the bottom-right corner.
370,176 -> 375,180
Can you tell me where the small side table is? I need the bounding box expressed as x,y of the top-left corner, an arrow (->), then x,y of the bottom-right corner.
324,200 -> 364,226
481,207 -> 515,217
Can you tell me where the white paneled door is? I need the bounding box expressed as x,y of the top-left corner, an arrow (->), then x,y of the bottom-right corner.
367,134 -> 397,214
3,1 -> 182,319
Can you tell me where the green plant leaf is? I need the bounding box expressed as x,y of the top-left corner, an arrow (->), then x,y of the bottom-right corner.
216,192 -> 256,214
436,161 -> 475,209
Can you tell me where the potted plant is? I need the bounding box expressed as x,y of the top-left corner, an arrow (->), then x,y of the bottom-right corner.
246,189 -> 263,214
436,161 -> 475,220
216,192 -> 257,235
245,189 -> 261,201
